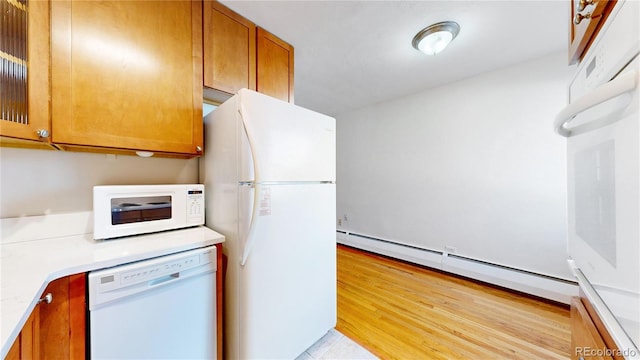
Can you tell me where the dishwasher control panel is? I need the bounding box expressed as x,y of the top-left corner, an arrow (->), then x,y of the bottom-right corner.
120,253 -> 202,285
88,246 -> 216,310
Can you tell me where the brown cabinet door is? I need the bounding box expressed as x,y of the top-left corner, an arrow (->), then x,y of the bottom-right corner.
256,27 -> 294,103
50,0 -> 203,156
5,306 -> 40,360
39,273 -> 86,360
39,277 -> 71,359
0,0 -> 51,145
68,274 -> 86,359
569,0 -> 616,65
216,242 -> 224,360
6,273 -> 86,360
203,1 -> 256,95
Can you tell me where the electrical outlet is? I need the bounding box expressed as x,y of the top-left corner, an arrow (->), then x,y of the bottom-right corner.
445,246 -> 457,254
343,214 -> 348,222
337,219 -> 342,226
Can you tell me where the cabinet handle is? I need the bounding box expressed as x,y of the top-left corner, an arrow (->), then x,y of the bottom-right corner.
576,0 -> 594,12
573,12 -> 592,25
38,292 -> 53,304
36,129 -> 50,138
196,146 -> 203,153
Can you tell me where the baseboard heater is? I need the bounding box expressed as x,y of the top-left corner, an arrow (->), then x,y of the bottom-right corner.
336,230 -> 577,304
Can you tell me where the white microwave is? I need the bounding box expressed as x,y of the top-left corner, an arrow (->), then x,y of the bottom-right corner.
93,184 -> 205,240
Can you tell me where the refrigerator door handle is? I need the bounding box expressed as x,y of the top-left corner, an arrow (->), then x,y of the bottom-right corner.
240,114 -> 260,267
241,184 -> 260,266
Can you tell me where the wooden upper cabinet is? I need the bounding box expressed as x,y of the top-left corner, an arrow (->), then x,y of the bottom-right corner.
0,0 -> 51,146
203,1 -> 294,103
203,0 -> 256,95
569,0 -> 616,65
256,27 -> 294,103
50,0 -> 204,157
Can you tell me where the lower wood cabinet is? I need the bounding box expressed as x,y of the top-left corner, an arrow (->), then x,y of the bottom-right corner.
571,296 -> 621,360
5,306 -> 39,360
216,242 -> 224,360
6,274 -> 86,360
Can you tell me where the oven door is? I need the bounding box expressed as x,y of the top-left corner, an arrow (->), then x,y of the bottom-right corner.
556,57 -> 639,351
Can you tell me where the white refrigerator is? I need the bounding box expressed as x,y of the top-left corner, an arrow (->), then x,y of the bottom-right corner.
200,89 -> 337,359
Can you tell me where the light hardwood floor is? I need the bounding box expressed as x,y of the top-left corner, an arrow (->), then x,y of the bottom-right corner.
336,245 -> 571,360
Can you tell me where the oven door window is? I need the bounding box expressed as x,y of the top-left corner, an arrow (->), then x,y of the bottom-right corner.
574,140 -> 616,266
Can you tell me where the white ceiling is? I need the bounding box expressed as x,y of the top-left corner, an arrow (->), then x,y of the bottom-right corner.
221,0 -> 569,116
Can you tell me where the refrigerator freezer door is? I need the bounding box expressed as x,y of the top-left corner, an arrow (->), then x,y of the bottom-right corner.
238,183 -> 336,359
238,89 -> 336,182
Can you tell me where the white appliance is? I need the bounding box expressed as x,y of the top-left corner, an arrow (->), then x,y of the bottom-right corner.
200,89 -> 336,359
88,245 -> 217,359
93,184 -> 205,240
555,0 -> 639,357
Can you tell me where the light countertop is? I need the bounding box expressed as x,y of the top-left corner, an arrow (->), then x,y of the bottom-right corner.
0,212 -> 224,359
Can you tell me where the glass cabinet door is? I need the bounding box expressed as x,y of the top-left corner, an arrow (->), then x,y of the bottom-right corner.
0,0 -> 50,144
1,0 -> 27,124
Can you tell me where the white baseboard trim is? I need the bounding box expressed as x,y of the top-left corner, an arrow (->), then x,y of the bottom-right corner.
337,231 -> 577,305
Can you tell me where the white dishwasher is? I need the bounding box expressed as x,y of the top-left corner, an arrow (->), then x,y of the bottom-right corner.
88,245 -> 217,359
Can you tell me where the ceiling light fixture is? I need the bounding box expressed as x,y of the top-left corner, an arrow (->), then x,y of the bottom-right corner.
412,21 -> 460,56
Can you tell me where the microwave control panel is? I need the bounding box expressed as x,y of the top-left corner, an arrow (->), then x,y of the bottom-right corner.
186,188 -> 205,225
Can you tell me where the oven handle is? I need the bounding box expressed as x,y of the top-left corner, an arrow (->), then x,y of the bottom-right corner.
554,70 -> 638,137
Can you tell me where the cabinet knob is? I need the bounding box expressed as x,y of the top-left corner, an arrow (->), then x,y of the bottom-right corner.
38,293 -> 53,304
573,12 -> 592,25
36,129 -> 50,139
196,146 -> 203,153
576,0 -> 594,12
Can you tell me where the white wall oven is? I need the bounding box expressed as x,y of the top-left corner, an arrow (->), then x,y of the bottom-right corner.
93,184 -> 204,240
555,0 -> 639,357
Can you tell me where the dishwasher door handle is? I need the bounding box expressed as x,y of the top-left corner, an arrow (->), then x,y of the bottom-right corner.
149,272 -> 180,287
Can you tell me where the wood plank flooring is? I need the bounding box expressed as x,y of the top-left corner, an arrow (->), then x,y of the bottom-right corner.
336,245 -> 571,360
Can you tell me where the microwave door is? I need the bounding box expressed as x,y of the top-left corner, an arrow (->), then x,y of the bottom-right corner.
93,185 -> 204,240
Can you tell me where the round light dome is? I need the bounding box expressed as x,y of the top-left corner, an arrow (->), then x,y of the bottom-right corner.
412,21 -> 460,56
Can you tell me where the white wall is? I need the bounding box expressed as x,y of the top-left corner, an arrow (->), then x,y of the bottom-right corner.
0,147 -> 198,218
337,51 -> 573,280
